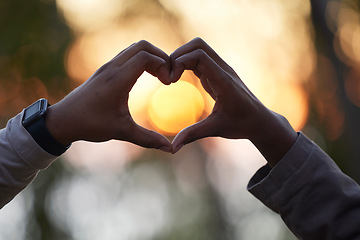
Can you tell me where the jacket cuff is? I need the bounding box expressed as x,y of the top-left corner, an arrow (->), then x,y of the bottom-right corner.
6,111 -> 58,170
247,132 -> 315,208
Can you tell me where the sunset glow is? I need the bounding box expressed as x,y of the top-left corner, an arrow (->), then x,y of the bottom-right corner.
148,81 -> 204,135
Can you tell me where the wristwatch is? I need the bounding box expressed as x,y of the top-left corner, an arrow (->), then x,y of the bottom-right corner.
22,98 -> 69,156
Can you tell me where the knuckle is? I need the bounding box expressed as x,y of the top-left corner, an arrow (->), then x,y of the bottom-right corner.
137,50 -> 149,58
96,61 -> 111,75
194,48 -> 206,57
137,50 -> 151,63
192,37 -> 205,47
136,40 -> 151,50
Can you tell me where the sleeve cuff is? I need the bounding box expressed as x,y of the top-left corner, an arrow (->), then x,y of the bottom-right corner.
247,132 -> 316,203
6,111 -> 59,170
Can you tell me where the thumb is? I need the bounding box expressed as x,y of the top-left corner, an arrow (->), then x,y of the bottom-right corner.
171,115 -> 218,153
125,122 -> 172,152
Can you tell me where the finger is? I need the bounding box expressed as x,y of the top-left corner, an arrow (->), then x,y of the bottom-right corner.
191,70 -> 215,99
170,38 -> 234,81
126,122 -> 172,152
171,115 -> 218,153
120,51 -> 169,92
110,43 -> 136,61
200,76 -> 216,100
172,49 -> 231,98
115,40 -> 169,65
112,40 -> 171,85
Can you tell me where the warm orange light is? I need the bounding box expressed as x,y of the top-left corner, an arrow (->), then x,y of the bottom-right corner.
266,81 -> 309,131
128,72 -> 162,127
65,37 -> 95,84
148,81 -> 205,135
337,6 -> 360,64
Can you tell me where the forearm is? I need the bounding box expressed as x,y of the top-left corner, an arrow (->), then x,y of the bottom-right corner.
0,112 -> 58,208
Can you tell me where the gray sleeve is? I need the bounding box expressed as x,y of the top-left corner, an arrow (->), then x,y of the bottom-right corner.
247,133 -> 360,240
0,111 -> 58,208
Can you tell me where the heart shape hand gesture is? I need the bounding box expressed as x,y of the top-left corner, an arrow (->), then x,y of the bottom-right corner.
46,38 -> 297,166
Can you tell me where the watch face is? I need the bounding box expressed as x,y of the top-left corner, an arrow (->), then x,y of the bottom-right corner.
22,99 -> 48,127
24,101 -> 41,119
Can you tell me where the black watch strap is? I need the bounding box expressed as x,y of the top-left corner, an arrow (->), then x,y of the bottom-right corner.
25,115 -> 68,156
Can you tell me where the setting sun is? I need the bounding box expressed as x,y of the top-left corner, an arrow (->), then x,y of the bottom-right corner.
148,81 -> 205,135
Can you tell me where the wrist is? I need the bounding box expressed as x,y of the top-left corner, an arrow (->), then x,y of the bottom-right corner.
45,103 -> 75,147
250,110 -> 298,167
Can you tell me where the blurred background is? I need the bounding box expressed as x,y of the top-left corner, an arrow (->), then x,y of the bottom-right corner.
0,0 -> 360,239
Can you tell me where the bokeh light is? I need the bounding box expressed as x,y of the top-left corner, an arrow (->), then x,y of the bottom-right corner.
336,3 -> 360,64
261,81 -> 309,131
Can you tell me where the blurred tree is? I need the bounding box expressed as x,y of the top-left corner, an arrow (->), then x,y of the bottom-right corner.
308,0 -> 360,182
0,0 -> 72,118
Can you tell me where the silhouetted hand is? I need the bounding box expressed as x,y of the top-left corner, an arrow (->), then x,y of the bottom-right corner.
45,40 -> 172,152
170,38 -> 297,166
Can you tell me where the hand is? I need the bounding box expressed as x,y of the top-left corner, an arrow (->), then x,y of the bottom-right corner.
45,40 -> 172,152
170,38 -> 297,166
